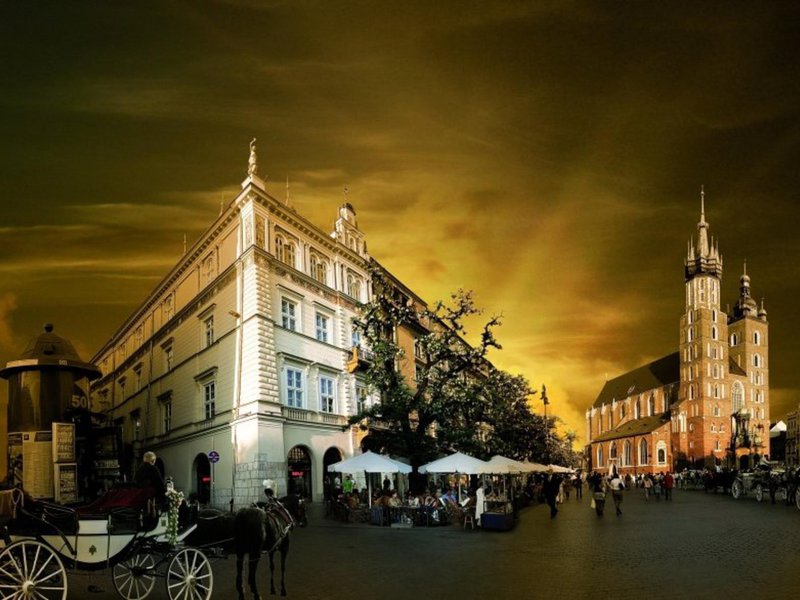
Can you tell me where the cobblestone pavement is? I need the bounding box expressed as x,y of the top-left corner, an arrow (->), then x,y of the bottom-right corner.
68,489 -> 800,599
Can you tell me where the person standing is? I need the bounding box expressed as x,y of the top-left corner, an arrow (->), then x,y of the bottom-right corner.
543,469 -> 562,519
135,451 -> 166,500
609,470 -> 625,516
574,472 -> 583,500
643,474 -> 653,502
664,471 -> 674,501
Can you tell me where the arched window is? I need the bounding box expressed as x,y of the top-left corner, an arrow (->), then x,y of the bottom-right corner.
310,254 -> 328,284
712,326 -> 718,340
656,441 -> 667,465
347,274 -> 362,300
730,333 -> 738,346
634,398 -> 641,420
620,403 -> 626,419
648,395 -> 656,416
275,235 -> 296,267
639,439 -> 649,465
597,446 -> 604,467
712,309 -> 717,322
753,354 -> 761,368
688,327 -> 694,342
610,442 -> 618,460
689,385 -> 695,400
713,404 -> 720,417
731,381 -> 744,413
754,331 -> 760,345
623,441 -> 632,467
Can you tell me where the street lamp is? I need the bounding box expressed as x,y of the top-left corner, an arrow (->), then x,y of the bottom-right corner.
542,384 -> 550,463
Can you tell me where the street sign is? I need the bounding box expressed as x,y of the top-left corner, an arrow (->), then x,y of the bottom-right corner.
208,450 -> 220,464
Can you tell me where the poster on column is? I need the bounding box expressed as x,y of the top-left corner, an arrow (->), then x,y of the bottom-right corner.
54,463 -> 78,504
22,431 -> 54,499
52,422 -> 76,463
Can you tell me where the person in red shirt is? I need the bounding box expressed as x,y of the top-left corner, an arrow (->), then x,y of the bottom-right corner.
664,471 -> 675,501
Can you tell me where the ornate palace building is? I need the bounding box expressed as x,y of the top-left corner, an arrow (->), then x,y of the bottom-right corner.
586,193 -> 770,474
88,142 -> 385,508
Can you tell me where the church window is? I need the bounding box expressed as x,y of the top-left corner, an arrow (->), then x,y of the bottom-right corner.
688,327 -> 694,342
731,381 -> 744,413
620,404 -> 626,419
649,394 -> 655,415
753,354 -> 761,368
713,404 -> 720,417
730,333 -> 738,346
712,309 -> 717,323
711,424 -> 716,432
715,440 -> 721,451
634,399 -> 641,420
623,441 -> 632,467
688,385 -> 694,400
712,326 -> 718,340
656,442 -> 667,465
688,311 -> 694,324
754,331 -> 760,345
597,447 -> 604,467
610,442 -> 618,460
713,365 -> 719,379
639,439 -> 649,465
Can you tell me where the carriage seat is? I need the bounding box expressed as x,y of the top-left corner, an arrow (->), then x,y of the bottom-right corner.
76,487 -> 156,517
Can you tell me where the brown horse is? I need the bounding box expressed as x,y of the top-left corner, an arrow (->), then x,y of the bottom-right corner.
235,499 -> 294,599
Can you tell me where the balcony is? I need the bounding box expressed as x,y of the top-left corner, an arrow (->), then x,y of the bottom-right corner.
346,345 -> 374,374
281,406 -> 347,427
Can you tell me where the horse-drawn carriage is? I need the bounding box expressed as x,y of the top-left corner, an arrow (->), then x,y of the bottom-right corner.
730,466 -> 793,504
0,486 -> 212,600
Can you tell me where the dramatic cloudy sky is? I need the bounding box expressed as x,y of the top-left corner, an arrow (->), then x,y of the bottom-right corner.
2,2 -> 800,447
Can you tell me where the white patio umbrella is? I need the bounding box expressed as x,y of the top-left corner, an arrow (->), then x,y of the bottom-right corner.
327,451 -> 411,506
419,452 -> 490,503
548,464 -> 575,474
487,455 -> 528,474
521,460 -> 550,473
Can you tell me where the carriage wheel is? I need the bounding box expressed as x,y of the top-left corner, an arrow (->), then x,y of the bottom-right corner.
731,480 -> 743,499
166,548 -> 212,600
796,488 -> 800,511
112,552 -> 157,600
0,539 -> 67,600
755,484 -> 764,503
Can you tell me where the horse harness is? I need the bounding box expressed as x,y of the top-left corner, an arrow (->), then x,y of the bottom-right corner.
258,499 -> 294,554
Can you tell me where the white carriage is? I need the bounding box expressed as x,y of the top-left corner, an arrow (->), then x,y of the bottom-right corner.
0,488 -> 213,600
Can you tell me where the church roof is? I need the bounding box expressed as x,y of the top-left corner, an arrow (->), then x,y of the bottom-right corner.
592,413 -> 671,443
592,353 -> 679,408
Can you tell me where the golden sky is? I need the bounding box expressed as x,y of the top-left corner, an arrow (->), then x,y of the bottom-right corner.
2,2 -> 800,447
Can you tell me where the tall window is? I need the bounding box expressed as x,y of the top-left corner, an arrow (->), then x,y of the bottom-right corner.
356,385 -> 368,413
610,442 -> 618,460
286,368 -> 303,408
649,394 -> 656,416
134,365 -> 142,391
310,255 -> 327,284
281,298 -> 297,331
623,441 -> 632,467
319,376 -> 335,413
351,327 -> 361,348
347,274 -> 361,300
754,331 -> 761,345
730,333 -> 739,346
276,235 -> 296,267
204,316 -> 214,347
634,399 -> 641,420
315,313 -> 329,343
164,345 -> 174,372
656,441 -> 667,465
163,399 -> 172,433
597,446 -> 604,468
203,381 -> 216,420
639,439 -> 648,465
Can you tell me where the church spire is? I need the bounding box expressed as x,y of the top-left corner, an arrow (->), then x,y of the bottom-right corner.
684,186 -> 722,282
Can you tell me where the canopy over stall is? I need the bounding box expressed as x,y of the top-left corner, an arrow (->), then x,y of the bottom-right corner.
418,452 -> 489,475
327,451 -> 411,506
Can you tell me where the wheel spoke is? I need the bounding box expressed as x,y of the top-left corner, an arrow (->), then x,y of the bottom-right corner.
30,553 -> 55,584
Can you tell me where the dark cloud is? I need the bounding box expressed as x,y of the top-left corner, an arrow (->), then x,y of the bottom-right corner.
2,3 -> 800,444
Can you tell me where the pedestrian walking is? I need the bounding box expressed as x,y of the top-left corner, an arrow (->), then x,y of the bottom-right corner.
543,469 -> 562,519
574,473 -> 583,500
643,474 -> 653,502
609,470 -> 625,516
587,471 -> 607,517
653,474 -> 662,501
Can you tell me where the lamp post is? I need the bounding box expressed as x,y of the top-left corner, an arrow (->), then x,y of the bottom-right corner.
542,384 -> 550,464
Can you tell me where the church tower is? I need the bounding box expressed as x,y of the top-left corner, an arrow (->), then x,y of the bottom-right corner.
727,263 -> 770,456
675,189 -> 729,465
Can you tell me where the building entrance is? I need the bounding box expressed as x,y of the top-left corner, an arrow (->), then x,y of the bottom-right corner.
192,453 -> 211,504
287,445 -> 312,499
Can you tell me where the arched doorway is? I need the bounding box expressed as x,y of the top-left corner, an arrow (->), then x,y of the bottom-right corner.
287,446 -> 312,499
192,453 -> 211,504
322,447 -> 343,500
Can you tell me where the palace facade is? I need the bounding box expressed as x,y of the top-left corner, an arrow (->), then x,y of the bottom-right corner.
586,195 -> 770,474
88,143 -> 406,508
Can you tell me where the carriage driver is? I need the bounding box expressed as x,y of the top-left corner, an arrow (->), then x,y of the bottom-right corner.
136,451 -> 167,503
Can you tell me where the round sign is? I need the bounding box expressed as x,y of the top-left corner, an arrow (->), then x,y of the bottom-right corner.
208,451 -> 220,463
